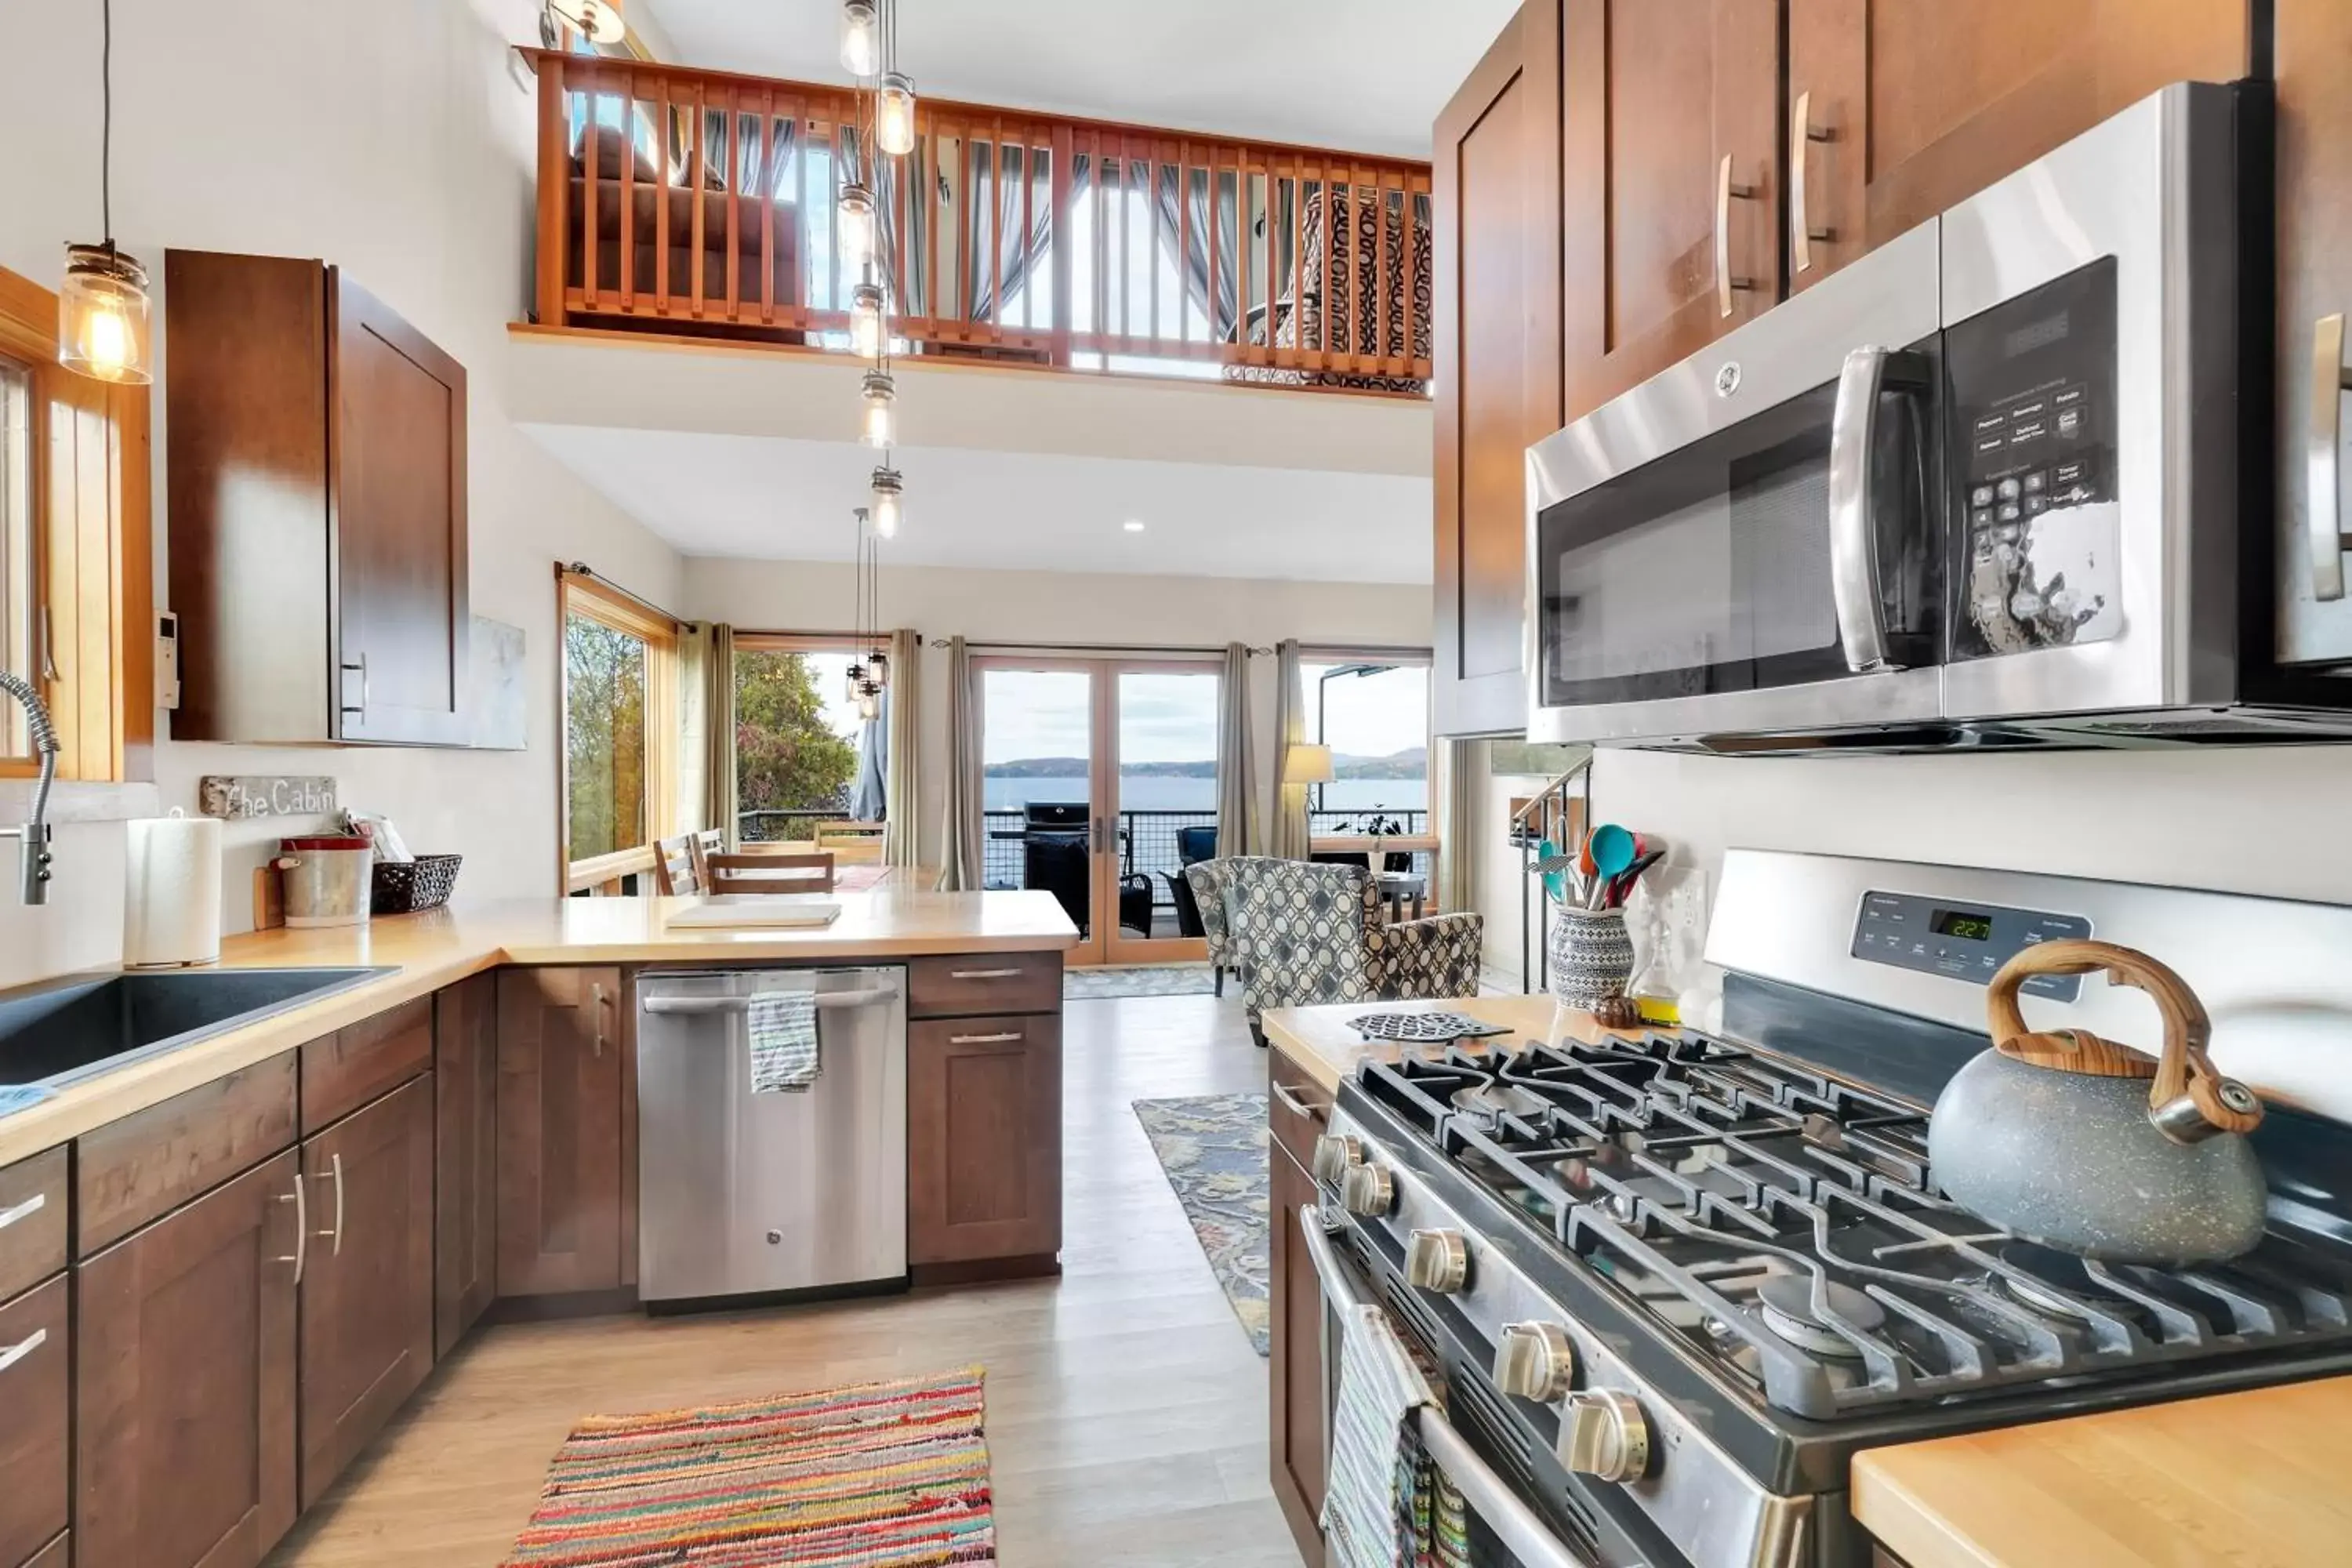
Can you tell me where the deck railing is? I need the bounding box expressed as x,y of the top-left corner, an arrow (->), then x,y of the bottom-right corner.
524,49 -> 1433,391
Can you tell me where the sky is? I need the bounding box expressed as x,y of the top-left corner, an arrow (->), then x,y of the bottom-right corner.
974,662 -> 1427,766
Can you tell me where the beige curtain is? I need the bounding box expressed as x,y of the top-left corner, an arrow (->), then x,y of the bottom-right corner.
1269,638 -> 1312,858
1435,738 -> 1479,913
674,624 -> 711,833
884,628 -> 922,867
935,636 -> 984,891
1215,642 -> 1259,857
704,622 -> 737,848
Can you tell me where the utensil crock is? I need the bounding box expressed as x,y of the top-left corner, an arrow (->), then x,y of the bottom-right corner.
1548,907 -> 1635,1014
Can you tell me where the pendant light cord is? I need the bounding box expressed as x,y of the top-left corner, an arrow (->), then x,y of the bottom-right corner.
101,0 -> 114,250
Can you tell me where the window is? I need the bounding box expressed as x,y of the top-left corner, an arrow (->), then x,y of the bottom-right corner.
1300,659 -> 1430,832
0,264 -> 151,783
732,637 -> 868,843
560,571 -> 677,891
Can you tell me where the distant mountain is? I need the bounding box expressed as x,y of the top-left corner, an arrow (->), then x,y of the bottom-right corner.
985,746 -> 1425,779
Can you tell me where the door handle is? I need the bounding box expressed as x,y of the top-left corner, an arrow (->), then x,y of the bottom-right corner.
1828,344 -> 1929,673
276,1171 -> 308,1285
1715,154 -> 1757,318
317,1152 -> 345,1257
1790,91 -> 1835,274
0,1327 -> 47,1376
1269,1080 -> 1327,1123
339,652 -> 369,719
946,967 -> 1022,981
590,982 -> 605,1058
2309,313 -> 2352,601
641,985 -> 900,1014
947,1030 -> 1024,1045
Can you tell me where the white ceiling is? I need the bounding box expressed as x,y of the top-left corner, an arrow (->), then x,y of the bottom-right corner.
643,0 -> 1519,158
524,425 -> 1433,583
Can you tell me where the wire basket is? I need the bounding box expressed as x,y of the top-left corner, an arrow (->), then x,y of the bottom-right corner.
371,854 -> 462,916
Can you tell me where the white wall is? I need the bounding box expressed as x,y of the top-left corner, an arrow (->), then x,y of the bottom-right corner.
0,0 -> 683,986
683,556 -> 1432,865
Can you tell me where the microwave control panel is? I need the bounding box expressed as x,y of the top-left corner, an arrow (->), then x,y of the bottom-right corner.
1944,258 -> 2121,661
1851,890 -> 2092,1000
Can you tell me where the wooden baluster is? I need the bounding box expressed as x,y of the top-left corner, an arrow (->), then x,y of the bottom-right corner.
1289,158 -> 1305,370
1050,123 -> 1074,365
989,114 -> 1004,341
1148,146 -> 1162,350
582,76 -> 600,311
1263,158 -> 1279,369
690,81 -> 707,318
759,92 -> 775,327
1018,124 -> 1034,336
897,100 -> 916,336
655,74 -> 672,315
1409,169 -> 1431,377
1232,146 -> 1250,364
1207,148 -> 1222,355
619,74 -> 637,312
724,85 -> 741,321
535,53 -> 568,328
1348,166 -> 1365,374
1116,136 -> 1131,357
1377,169 -> 1395,370
958,121 -> 976,343
1177,140 -> 1191,350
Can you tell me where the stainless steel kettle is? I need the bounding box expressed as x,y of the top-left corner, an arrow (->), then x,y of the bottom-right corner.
1927,939 -> 2269,1266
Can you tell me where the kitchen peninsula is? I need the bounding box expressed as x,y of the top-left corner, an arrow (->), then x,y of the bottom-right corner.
0,880 -> 1075,1568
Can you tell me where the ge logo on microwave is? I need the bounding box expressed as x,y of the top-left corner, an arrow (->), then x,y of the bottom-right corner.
1715,361 -> 1741,397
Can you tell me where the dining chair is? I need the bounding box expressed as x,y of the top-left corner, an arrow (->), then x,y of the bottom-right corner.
684,828 -> 725,887
706,850 -> 836,894
651,833 -> 702,895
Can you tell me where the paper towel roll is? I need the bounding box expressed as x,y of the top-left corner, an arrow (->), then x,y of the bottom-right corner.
124,810 -> 223,967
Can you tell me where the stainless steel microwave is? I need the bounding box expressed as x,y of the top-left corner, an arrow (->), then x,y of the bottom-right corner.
1524,82 -> 2352,753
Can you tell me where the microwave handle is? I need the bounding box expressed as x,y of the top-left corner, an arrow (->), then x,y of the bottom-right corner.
2310,313 -> 2352,602
1828,344 -> 1924,673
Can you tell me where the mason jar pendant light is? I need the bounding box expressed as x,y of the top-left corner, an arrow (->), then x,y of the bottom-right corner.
547,0 -> 627,45
869,466 -> 905,539
839,0 -> 880,76
850,279 -> 886,360
876,71 -> 918,158
60,0 -> 152,385
859,368 -> 898,448
837,181 -> 878,270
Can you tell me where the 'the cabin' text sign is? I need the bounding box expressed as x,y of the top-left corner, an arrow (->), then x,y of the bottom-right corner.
198,775 -> 339,822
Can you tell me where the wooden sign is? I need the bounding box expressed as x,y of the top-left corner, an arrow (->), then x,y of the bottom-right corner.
198,775 -> 339,822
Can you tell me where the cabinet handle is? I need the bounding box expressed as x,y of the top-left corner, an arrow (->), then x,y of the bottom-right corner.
0,1192 -> 45,1232
0,1327 -> 47,1376
1790,90 -> 1836,274
339,652 -> 370,719
2309,313 -> 2352,601
1269,1081 -> 1327,1122
317,1152 -> 345,1257
276,1172 -> 308,1285
590,982 -> 606,1058
948,1031 -> 1024,1045
948,967 -> 1023,981
1715,154 -> 1757,319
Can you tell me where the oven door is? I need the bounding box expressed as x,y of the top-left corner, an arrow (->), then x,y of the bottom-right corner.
1526,223 -> 1947,746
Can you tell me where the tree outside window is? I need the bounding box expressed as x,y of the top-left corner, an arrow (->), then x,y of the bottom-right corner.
735,648 -> 862,840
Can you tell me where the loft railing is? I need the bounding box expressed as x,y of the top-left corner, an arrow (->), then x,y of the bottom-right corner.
523,49 -> 1434,392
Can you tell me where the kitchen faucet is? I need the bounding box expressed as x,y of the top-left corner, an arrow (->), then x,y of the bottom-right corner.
0,670 -> 57,905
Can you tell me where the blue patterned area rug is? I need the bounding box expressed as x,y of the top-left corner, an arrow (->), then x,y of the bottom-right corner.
1132,1093 -> 1271,1356
1066,964 -> 1218,1000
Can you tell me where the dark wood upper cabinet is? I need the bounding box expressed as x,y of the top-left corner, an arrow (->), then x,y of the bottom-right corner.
434,974 -> 500,1356
165,249 -> 469,747
1786,1 -> 2256,293
1562,0 -> 1783,424
298,1076 -> 436,1508
1433,2 -> 1563,738
75,1149 -> 300,1568
496,967 -> 626,1297
907,1013 -> 1062,1269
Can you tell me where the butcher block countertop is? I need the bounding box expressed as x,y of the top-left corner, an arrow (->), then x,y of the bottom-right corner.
0,884 -> 1076,1167
1263,992 -> 2352,1568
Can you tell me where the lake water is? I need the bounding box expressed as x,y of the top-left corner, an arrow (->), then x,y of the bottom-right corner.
984,775 -> 1427,813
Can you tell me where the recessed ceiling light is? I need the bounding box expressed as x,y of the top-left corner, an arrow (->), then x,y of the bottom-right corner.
1123,519 -> 1146,532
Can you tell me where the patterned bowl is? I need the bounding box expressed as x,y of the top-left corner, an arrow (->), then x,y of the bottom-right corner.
1547,907 -> 1635,1012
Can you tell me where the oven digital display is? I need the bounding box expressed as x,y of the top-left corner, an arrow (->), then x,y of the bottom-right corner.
1931,909 -> 1994,942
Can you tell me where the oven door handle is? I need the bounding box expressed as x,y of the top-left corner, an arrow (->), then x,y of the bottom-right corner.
1297,1205 -> 1593,1568
1828,344 -> 1927,674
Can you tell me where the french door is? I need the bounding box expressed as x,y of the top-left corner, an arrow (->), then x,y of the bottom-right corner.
975,656 -> 1221,967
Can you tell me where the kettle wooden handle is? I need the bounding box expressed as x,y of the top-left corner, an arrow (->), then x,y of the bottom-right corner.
1987,939 -> 2261,1137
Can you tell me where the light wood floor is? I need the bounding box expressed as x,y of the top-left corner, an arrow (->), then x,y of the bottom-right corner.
270,987 -> 1301,1567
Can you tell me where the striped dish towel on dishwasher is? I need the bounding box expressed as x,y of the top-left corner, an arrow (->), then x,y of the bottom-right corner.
746,990 -> 819,1093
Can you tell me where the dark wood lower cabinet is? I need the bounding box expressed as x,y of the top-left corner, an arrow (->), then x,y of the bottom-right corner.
299,1076 -> 436,1508
908,1013 -> 1062,1269
1268,1142 -> 1327,1562
18,1533 -> 68,1568
75,1149 -> 300,1568
435,974 -> 499,1354
0,1277 -> 70,1568
496,966 -> 625,1296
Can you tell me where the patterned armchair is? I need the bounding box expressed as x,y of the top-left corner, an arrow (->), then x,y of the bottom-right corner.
1197,857 -> 1482,1043
1183,857 -> 1244,997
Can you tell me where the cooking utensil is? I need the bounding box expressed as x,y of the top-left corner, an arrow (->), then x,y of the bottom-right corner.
1536,838 -> 1569,904
1928,939 -> 2267,1265
1606,848 -> 1666,909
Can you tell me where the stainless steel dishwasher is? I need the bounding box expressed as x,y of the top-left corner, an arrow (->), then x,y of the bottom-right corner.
635,967 -> 906,1305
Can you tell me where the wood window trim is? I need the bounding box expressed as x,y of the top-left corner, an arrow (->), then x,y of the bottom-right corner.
0,263 -> 153,783
557,568 -> 679,893
735,630 -> 866,655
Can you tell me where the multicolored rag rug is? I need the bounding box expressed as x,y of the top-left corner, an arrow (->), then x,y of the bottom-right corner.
1064,964 -> 1219,1000
1133,1092 -> 1272,1356
500,1368 -> 997,1566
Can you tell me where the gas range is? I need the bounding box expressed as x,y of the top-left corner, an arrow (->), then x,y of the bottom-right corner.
1303,851 -> 2352,1568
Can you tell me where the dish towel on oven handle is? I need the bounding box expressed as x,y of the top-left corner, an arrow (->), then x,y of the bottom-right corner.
746,989 -> 819,1093
1323,1302 -> 1473,1568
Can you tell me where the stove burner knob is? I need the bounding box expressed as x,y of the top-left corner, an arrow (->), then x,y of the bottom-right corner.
1404,1228 -> 1469,1294
1340,1162 -> 1394,1216
1312,1133 -> 1365,1184
1492,1321 -> 1575,1403
1558,1389 -> 1650,1483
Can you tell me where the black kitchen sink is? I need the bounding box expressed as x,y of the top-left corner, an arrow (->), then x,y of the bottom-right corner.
0,967 -> 394,1090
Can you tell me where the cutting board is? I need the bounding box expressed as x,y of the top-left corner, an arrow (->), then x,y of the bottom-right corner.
661,895 -> 844,930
